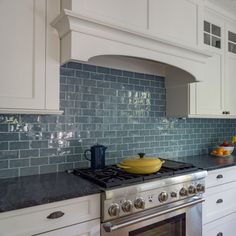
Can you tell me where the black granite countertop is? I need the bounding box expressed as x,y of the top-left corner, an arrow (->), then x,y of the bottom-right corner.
2,154 -> 236,213
0,172 -> 102,213
173,154 -> 236,171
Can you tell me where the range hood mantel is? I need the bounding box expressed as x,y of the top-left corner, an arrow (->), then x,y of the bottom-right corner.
52,9 -> 212,82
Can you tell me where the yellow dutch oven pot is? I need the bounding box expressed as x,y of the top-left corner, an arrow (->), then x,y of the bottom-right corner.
117,153 -> 165,174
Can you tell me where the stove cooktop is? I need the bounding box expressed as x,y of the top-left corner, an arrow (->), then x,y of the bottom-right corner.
73,159 -> 199,188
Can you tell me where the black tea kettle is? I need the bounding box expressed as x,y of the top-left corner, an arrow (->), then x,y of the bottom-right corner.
84,144 -> 107,170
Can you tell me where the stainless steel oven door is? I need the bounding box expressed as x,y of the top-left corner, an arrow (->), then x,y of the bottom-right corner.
101,197 -> 204,236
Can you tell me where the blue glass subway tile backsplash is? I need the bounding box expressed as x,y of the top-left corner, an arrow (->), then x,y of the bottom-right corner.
0,62 -> 236,178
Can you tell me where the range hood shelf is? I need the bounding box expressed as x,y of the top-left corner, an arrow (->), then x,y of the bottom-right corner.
52,10 -> 212,83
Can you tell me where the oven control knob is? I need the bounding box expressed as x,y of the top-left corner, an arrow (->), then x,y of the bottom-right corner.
158,192 -> 168,202
134,197 -> 145,209
108,203 -> 120,217
122,200 -> 133,213
188,185 -> 196,194
196,184 -> 205,193
179,187 -> 188,197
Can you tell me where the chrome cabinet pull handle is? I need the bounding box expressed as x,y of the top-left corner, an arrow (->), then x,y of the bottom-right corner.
217,232 -> 223,236
47,211 -> 65,219
216,199 -> 223,204
216,174 -> 223,179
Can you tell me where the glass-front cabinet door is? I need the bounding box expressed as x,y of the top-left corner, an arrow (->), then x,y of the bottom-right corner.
204,20 -> 221,49
228,31 -> 236,54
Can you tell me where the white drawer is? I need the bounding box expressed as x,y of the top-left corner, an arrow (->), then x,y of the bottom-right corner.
203,212 -> 236,236
35,219 -> 100,236
206,166 -> 236,188
0,194 -> 100,236
203,181 -> 236,224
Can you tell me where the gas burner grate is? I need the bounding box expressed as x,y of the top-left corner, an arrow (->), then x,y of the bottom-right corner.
74,160 -> 200,188
161,159 -> 199,174
74,165 -> 143,188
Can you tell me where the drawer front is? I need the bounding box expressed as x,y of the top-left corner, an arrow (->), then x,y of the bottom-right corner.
203,212 -> 236,236
35,219 -> 100,236
203,181 -> 236,224
0,194 -> 100,236
206,166 -> 236,188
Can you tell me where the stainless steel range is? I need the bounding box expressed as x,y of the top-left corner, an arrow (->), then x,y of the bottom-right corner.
74,159 -> 207,236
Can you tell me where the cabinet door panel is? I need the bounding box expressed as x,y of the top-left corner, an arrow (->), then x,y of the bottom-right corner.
196,53 -> 222,115
0,0 -> 45,109
36,219 -> 100,236
203,212 -> 236,236
203,181 -> 236,224
225,23 -> 236,115
62,0 -> 148,30
225,55 -> 236,115
0,195 -> 100,236
149,0 -> 198,47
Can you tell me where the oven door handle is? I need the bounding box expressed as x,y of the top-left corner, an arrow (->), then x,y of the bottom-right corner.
103,198 -> 204,232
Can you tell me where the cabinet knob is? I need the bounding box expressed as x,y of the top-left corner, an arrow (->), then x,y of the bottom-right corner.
216,199 -> 223,204
216,174 -> 223,179
47,211 -> 65,219
217,232 -> 223,236
222,111 -> 226,114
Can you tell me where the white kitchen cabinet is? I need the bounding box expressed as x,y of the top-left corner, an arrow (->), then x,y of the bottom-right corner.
0,194 -> 100,236
224,22 -> 236,116
195,9 -> 224,116
202,166 -> 236,236
203,181 -> 236,224
61,0 -> 199,49
149,0 -> 199,48
195,53 -> 223,115
0,0 -> 62,114
166,53 -> 224,118
203,212 -> 236,236
167,6 -> 233,118
61,0 -> 149,32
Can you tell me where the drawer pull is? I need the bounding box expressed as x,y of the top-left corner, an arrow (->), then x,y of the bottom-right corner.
47,211 -> 65,219
217,232 -> 223,236
216,199 -> 223,204
216,174 -> 223,179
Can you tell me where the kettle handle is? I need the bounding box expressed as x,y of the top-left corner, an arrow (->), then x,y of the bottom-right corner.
84,149 -> 91,161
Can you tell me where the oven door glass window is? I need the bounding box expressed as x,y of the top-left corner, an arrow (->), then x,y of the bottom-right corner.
129,214 -> 186,236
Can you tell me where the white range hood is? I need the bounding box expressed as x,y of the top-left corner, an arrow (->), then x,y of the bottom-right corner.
52,9 -> 212,82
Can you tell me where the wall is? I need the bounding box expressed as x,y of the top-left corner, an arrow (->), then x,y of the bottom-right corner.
0,62 -> 235,178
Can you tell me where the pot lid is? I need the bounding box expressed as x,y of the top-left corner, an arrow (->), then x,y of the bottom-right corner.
121,153 -> 162,167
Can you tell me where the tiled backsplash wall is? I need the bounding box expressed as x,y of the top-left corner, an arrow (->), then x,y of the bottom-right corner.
0,62 -> 236,178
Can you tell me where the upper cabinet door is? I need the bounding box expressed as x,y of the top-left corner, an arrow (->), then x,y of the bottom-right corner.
224,23 -> 236,116
0,0 -> 61,114
194,9 -> 224,116
148,0 -> 199,47
61,0 -> 149,31
195,53 -> 223,115
0,0 -> 45,110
